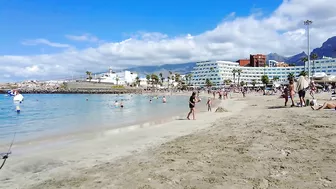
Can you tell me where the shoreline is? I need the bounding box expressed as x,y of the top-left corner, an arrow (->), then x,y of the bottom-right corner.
0,94 -> 239,189
18,93 -> 336,189
0,92 -> 214,145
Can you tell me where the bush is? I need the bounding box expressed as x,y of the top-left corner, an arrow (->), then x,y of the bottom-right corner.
112,85 -> 125,89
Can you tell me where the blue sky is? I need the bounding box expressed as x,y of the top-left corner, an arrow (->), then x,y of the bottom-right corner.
0,0 -> 282,55
1,0 -> 335,81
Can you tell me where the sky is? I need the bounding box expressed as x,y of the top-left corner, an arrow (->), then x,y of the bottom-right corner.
1,0 -> 336,82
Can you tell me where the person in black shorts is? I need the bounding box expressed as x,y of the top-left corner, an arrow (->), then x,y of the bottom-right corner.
298,89 -> 306,107
187,92 -> 197,120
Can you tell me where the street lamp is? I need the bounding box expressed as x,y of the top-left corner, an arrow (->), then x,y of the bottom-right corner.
304,20 -> 313,80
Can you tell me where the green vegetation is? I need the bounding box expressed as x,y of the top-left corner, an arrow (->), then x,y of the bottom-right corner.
205,78 -> 212,87
287,73 -> 295,81
299,71 -> 308,77
112,85 -> 125,89
251,79 -> 257,88
261,75 -> 269,85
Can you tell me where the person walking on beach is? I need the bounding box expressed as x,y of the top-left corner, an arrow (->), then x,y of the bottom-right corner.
289,80 -> 295,107
187,92 -> 198,120
206,97 -> 212,112
283,86 -> 289,106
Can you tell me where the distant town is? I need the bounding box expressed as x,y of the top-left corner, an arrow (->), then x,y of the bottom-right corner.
1,53 -> 336,93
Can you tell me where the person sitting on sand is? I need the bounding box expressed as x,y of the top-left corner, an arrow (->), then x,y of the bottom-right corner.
310,101 -> 336,110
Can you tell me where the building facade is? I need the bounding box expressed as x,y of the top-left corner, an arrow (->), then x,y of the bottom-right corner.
236,59 -> 250,67
90,68 -> 138,85
250,54 -> 267,67
190,57 -> 336,87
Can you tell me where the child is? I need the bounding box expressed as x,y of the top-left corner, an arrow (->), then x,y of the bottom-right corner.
283,86 -> 289,106
206,97 -> 212,112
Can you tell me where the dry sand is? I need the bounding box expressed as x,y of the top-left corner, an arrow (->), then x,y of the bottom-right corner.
1,92 -> 336,189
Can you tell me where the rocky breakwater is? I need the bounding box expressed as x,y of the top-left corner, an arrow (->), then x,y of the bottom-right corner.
0,82 -> 143,94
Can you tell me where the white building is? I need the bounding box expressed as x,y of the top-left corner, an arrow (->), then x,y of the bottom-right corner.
90,68 -> 138,85
190,57 -> 336,87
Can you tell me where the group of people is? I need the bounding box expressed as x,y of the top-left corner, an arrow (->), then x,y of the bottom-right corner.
282,77 -> 336,110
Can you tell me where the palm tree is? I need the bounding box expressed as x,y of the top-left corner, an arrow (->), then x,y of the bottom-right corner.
301,57 -> 308,72
232,69 -> 237,84
273,76 -> 280,82
310,53 -> 318,76
209,66 -> 214,80
261,75 -> 269,95
115,75 -> 120,85
151,74 -> 159,88
146,74 -> 151,85
167,76 -> 171,89
224,79 -> 232,85
287,73 -> 295,81
187,73 -> 193,86
135,76 -> 140,87
237,69 -> 242,86
86,71 -> 92,81
299,71 -> 308,77
251,79 -> 257,88
159,73 -> 164,85
205,78 -> 212,87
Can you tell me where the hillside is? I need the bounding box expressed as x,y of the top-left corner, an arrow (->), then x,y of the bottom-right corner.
119,36 -> 336,76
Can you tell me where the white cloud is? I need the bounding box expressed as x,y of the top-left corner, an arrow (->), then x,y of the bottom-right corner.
65,33 -> 99,43
21,39 -> 71,48
1,0 -> 336,81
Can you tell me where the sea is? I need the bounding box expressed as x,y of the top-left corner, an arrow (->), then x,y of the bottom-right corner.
0,94 -> 190,144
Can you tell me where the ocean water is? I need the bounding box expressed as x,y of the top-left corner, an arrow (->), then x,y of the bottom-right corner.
0,94 -> 190,143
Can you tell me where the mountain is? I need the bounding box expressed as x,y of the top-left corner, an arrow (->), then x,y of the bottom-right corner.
286,51 -> 307,66
123,36 -> 336,76
266,53 -> 287,63
127,62 -> 196,77
311,36 -> 336,58
267,36 -> 336,66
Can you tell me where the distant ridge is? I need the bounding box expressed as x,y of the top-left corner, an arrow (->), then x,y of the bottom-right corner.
267,36 -> 336,66
91,36 -> 336,76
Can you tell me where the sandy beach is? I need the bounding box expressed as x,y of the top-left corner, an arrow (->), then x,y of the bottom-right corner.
1,92 -> 335,189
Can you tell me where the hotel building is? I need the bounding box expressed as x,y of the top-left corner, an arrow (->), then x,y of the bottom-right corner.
190,57 -> 336,87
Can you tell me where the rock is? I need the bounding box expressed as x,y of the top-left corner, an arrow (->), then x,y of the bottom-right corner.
215,107 -> 229,112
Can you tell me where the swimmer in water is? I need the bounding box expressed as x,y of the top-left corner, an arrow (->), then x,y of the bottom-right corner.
16,105 -> 20,113
114,100 -> 119,107
162,96 -> 166,103
149,99 -> 152,103
120,100 -> 124,108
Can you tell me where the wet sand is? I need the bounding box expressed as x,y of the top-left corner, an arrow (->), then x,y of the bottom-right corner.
1,92 -> 336,189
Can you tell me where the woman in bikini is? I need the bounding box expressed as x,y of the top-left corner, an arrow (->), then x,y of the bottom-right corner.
289,80 -> 295,107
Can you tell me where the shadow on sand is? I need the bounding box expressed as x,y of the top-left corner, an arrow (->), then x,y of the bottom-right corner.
176,118 -> 188,120
267,106 -> 288,109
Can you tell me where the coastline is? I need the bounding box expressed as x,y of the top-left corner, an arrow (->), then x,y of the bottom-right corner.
4,92 -> 335,189
0,93 -> 236,189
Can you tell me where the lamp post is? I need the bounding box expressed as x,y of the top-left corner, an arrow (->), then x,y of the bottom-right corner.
304,20 -> 313,80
